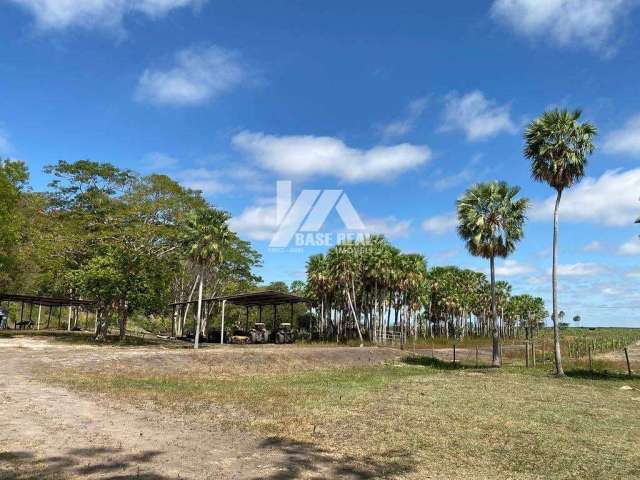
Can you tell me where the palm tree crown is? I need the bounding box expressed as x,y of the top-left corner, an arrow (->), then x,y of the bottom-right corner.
457,181 -> 529,259
182,207 -> 231,267
524,109 -> 597,192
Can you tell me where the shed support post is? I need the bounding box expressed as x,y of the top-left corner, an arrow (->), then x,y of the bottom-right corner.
273,304 -> 277,331
220,300 -> 227,345
245,306 -> 249,332
67,305 -> 72,331
37,304 -> 42,330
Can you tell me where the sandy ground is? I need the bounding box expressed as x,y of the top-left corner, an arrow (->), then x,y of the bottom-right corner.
0,337 -> 401,480
599,340 -> 640,365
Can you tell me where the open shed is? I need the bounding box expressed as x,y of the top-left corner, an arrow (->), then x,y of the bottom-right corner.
169,290 -> 309,343
0,293 -> 96,331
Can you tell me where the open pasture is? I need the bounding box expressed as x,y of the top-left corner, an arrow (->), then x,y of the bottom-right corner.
1,333 -> 639,479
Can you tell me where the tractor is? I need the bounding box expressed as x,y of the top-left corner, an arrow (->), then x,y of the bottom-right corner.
273,323 -> 295,344
249,322 -> 270,344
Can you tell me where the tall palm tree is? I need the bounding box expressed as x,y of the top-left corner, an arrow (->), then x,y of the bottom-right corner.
457,181 -> 529,366
524,109 -> 597,376
182,207 -> 231,349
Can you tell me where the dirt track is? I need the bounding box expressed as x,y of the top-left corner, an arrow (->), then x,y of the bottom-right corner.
0,337 -> 401,479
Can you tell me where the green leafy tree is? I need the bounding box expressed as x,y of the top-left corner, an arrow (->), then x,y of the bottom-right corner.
525,109 -> 597,376
0,159 -> 29,288
457,181 -> 529,366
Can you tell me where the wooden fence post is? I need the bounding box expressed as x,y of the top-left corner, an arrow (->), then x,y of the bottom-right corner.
624,348 -> 632,376
588,346 -> 593,372
532,342 -> 536,367
475,345 -> 479,368
453,344 -> 456,365
525,342 -> 529,368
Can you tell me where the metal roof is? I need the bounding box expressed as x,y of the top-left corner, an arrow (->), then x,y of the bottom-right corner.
170,290 -> 309,308
0,293 -> 96,307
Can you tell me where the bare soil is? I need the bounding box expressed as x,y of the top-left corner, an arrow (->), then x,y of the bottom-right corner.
0,336 -> 401,479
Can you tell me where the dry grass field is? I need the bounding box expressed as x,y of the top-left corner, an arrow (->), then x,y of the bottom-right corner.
1,333 -> 639,479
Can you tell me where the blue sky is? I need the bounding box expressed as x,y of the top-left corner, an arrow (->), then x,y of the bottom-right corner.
1,0 -> 640,327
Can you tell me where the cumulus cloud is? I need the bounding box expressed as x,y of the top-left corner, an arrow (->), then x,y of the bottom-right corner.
530,168 -> 640,226
421,213 -> 457,235
603,115 -> 640,156
551,262 -> 606,276
364,216 -> 412,238
495,259 -> 535,276
440,91 -> 516,141
174,168 -> 232,195
136,45 -> 246,107
142,151 -> 179,170
625,268 -> 640,278
232,131 -> 431,182
0,130 -> 11,154
380,97 -> 428,140
618,236 -> 640,256
8,0 -> 203,32
582,240 -> 603,252
430,154 -> 488,191
229,202 -> 278,241
490,0 -> 634,54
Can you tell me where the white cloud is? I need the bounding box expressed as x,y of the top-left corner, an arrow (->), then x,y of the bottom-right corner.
551,262 -> 606,276
625,268 -> 640,278
618,236 -> 640,256
174,168 -> 231,194
9,0 -> 203,32
495,259 -> 535,276
440,91 -> 516,141
0,130 -> 11,154
430,154 -> 487,191
603,115 -> 640,156
232,131 -> 431,182
364,216 -> 412,238
229,202 -> 277,241
530,168 -> 640,226
380,97 -> 428,140
582,240 -> 603,252
143,152 -> 179,170
490,0 -> 634,54
136,45 -> 245,107
421,213 -> 457,235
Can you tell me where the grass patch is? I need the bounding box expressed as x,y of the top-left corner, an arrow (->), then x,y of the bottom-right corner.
51,352 -> 640,479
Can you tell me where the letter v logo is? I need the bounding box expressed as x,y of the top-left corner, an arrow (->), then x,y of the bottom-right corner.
270,181 -> 365,248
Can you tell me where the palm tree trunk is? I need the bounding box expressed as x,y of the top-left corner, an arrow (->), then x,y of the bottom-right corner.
194,266 -> 204,350
346,281 -> 364,347
552,190 -> 565,376
490,255 -> 501,366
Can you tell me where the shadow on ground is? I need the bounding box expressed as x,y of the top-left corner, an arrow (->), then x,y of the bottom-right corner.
402,354 -> 493,370
252,437 -> 415,480
564,368 -> 639,381
0,447 -> 169,479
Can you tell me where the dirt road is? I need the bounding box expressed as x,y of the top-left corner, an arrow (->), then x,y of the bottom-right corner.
0,337 -> 401,479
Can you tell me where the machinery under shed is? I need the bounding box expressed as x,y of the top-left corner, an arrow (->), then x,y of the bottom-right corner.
169,290 -> 309,344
